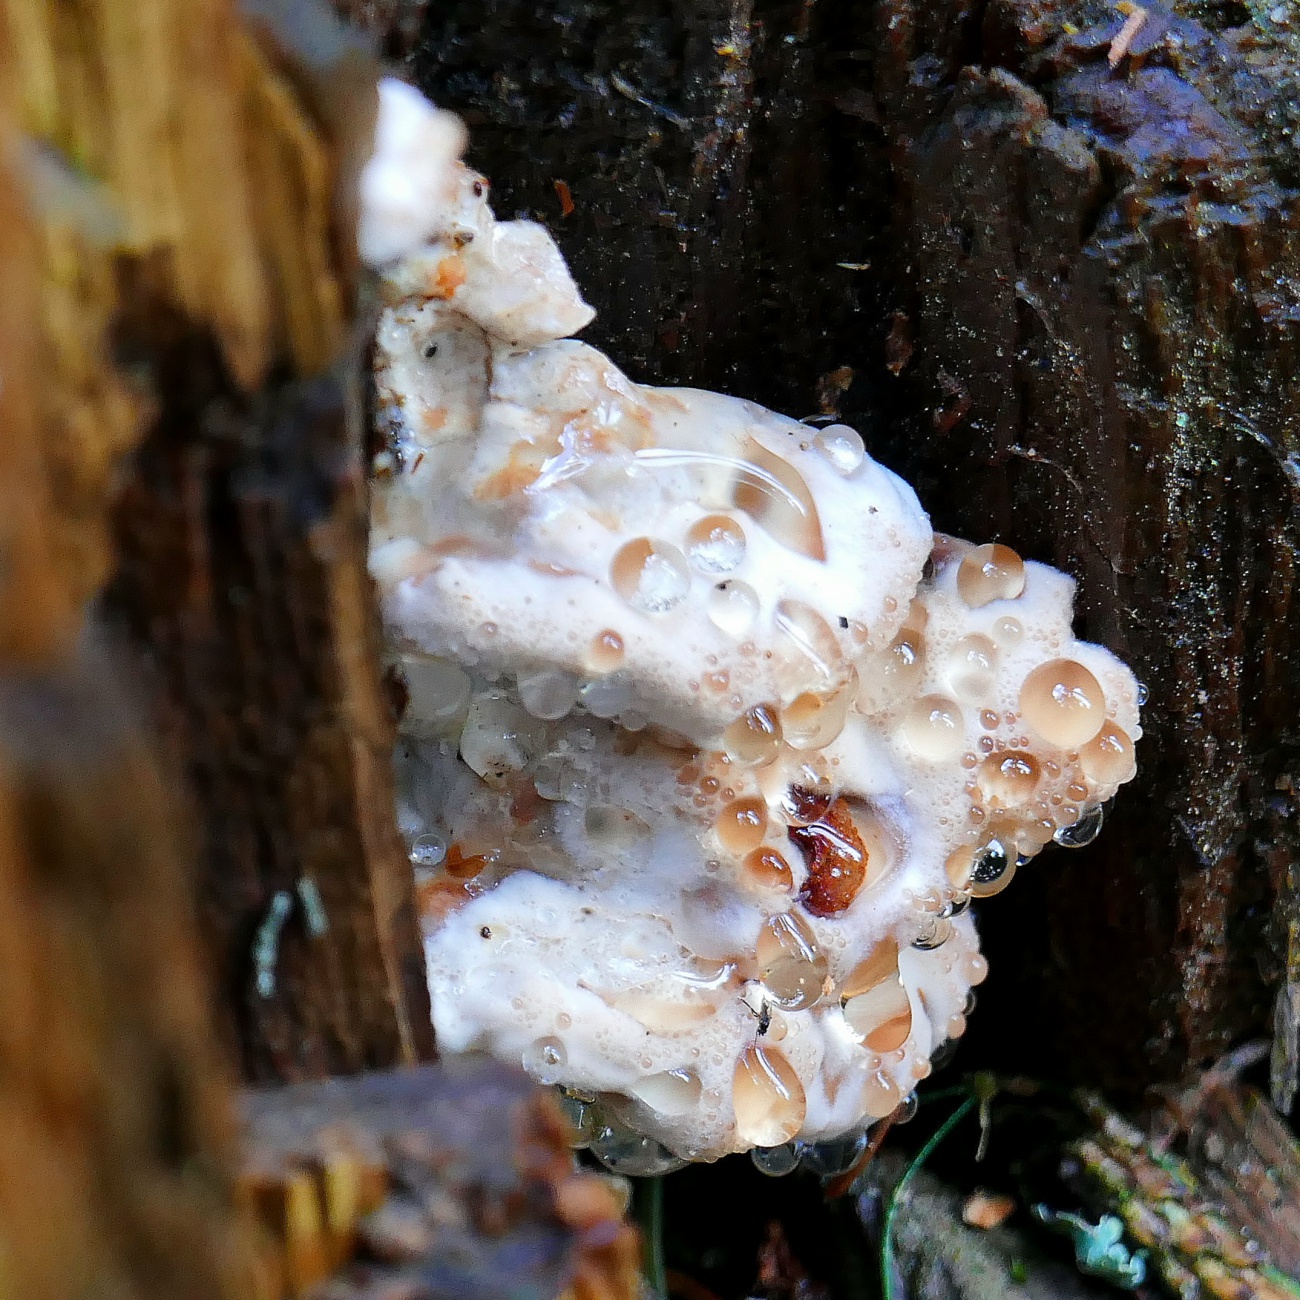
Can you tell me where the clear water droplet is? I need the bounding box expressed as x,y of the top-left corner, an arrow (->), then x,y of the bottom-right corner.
968,839 -> 1016,897
750,1142 -> 802,1177
813,424 -> 865,474
589,1124 -> 688,1176
521,1035 -> 568,1085
408,831 -> 447,868
801,1130 -> 869,1176
1053,803 -> 1105,848
610,537 -> 691,613
686,514 -> 747,573
707,580 -> 759,637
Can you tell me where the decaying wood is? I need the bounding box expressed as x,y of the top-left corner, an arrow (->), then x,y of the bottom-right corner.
0,40 -> 260,1298
405,0 -> 1300,1096
5,0 -> 432,1080
240,1058 -> 641,1300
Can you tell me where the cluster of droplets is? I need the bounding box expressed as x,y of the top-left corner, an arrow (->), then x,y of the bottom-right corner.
367,84 -> 1141,1166
391,523 -> 1137,1165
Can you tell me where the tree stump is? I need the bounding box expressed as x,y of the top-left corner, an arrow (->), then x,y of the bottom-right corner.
406,0 -> 1300,1099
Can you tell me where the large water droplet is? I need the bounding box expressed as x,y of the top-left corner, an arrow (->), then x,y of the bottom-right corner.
584,628 -> 625,673
733,1044 -> 807,1147
782,677 -> 853,750
723,703 -> 782,766
409,831 -> 447,868
813,424 -> 866,475
715,797 -> 768,854
801,1130 -> 869,1176
1019,659 -> 1106,748
968,839 -> 1017,897
1053,803 -> 1105,848
610,537 -> 691,613
841,938 -> 899,999
517,670 -> 580,720
630,1069 -> 703,1117
731,438 -> 826,560
580,674 -> 634,718
589,1125 -> 688,1176
956,543 -> 1026,607
774,599 -> 844,693
843,979 -> 911,1052
978,750 -> 1041,805
862,1069 -> 902,1119
911,915 -> 953,950
1079,721 -> 1136,786
750,1142 -> 802,1177
946,634 -> 999,703
901,695 -> 966,762
743,847 -> 794,891
686,514 -> 747,573
757,912 -> 830,1010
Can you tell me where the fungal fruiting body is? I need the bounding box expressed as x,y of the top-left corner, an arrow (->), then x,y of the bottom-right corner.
364,80 -> 1142,1170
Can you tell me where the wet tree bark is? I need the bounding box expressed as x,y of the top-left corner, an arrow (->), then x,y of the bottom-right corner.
405,0 -> 1300,1099
5,0 -> 433,1086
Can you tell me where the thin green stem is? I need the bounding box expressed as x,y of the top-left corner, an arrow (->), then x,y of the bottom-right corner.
881,1095 -> 978,1300
639,1175 -> 668,1298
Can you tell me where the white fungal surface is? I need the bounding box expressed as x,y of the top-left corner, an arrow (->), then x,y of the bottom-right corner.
366,79 -> 1143,1170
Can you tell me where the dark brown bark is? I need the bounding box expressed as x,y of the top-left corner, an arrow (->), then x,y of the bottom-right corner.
107,357 -> 435,1082
404,0 -> 1300,1096
62,0 -> 437,1082
9,0 -> 430,1086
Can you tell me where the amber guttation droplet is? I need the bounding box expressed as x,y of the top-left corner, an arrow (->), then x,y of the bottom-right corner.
732,437 -> 826,561
723,704 -> 783,767
978,750 -> 1041,804
791,797 -> 874,916
1079,720 -> 1136,786
945,846 -> 975,891
782,676 -> 854,750
733,1044 -> 807,1147
1020,659 -> 1106,748
716,797 -> 768,854
947,634 -> 998,702
773,599 -> 844,693
841,938 -> 900,999
882,629 -> 924,687
744,848 -> 793,891
585,628 -> 625,673
686,514 -> 747,573
609,537 -> 690,612
901,695 -> 966,762
843,977 -> 912,1053
756,911 -> 829,1009
862,1070 -> 903,1119
956,543 -> 1026,607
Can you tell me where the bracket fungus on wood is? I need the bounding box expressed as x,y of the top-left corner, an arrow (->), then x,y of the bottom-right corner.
363,81 -> 1143,1166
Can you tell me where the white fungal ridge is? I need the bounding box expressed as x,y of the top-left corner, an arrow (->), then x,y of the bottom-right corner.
364,79 -> 1143,1168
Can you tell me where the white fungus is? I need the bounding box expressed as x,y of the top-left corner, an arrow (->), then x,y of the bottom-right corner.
364,79 -> 1143,1169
